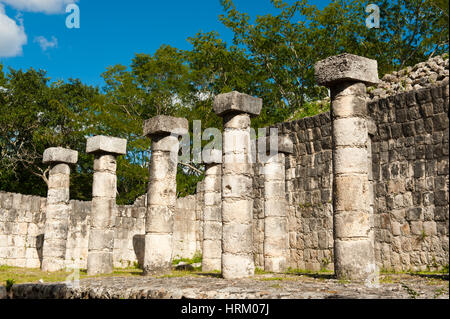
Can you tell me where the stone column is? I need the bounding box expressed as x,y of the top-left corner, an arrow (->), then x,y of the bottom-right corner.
260,135 -> 293,273
213,91 -> 262,279
315,53 -> 379,282
86,136 -> 127,275
202,150 -> 222,272
142,115 -> 188,275
41,147 -> 78,272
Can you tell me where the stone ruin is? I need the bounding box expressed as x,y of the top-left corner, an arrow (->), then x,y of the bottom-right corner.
0,54 -> 448,284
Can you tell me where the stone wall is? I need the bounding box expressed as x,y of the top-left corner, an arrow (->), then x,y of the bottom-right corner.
0,57 -> 448,273
369,84 -> 449,271
261,113 -> 335,271
250,81 -> 449,272
0,193 -> 46,268
0,190 -> 201,269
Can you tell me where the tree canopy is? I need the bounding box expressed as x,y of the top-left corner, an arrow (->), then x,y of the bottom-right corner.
0,0 -> 447,203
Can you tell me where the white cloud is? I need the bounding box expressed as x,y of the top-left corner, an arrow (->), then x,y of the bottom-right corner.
34,35 -> 58,51
0,0 -> 77,14
0,5 -> 27,57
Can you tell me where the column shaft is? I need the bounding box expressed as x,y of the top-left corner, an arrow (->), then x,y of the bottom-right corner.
143,135 -> 178,275
221,113 -> 255,279
41,163 -> 71,272
263,152 -> 288,272
202,163 -> 222,272
331,82 -> 375,281
87,154 -> 117,275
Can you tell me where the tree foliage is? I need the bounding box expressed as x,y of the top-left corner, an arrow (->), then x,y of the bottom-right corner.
0,0 -> 447,203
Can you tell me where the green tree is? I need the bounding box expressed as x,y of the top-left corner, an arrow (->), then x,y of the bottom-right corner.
219,0 -> 449,114
0,65 -> 99,200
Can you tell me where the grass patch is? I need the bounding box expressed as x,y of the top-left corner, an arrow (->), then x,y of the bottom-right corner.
259,277 -> 286,281
269,284 -> 283,289
156,270 -> 201,279
172,251 -> 202,266
0,266 -> 143,285
380,266 -> 449,276
255,267 -> 271,275
379,275 -> 394,284
285,268 -> 333,275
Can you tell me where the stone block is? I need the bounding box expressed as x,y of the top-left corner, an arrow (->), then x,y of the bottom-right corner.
423,221 -> 437,236
88,229 -> 114,251
43,147 -> 78,164
222,175 -> 253,198
87,251 -> 113,275
222,223 -> 253,254
334,211 -> 371,239
93,154 -> 117,172
90,198 -> 116,228
315,53 -> 379,86
222,253 -> 254,279
143,233 -> 173,274
334,238 -> 376,281
334,147 -> 369,174
86,135 -> 127,155
258,135 -> 293,154
264,199 -> 287,219
333,118 -> 368,147
264,256 -> 287,273
145,206 -> 174,234
203,222 -> 222,240
143,115 -> 188,136
334,175 -> 369,211
92,172 -> 117,198
213,91 -> 262,116
222,200 -> 253,223
203,149 -> 222,164
203,240 -> 222,259
332,95 -> 367,118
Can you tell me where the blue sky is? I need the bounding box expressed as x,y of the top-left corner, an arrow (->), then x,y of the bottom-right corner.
0,0 -> 328,88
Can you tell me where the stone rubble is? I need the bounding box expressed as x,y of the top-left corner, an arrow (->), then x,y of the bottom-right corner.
368,54 -> 449,100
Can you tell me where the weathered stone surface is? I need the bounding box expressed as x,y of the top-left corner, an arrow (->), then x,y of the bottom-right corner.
368,54 -> 448,100
143,122 -> 182,274
43,147 -> 78,164
8,273 -> 450,299
143,115 -> 188,137
315,53 -> 379,86
86,135 -> 127,155
42,151 -> 73,272
334,239 -> 376,282
87,251 -> 113,275
214,91 -> 262,116
258,135 -> 294,154
143,233 -> 173,275
202,149 -> 222,164
202,162 -> 222,272
222,253 -> 255,278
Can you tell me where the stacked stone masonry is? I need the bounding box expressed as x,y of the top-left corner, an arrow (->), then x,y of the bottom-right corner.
0,57 -> 448,273
0,190 -> 201,269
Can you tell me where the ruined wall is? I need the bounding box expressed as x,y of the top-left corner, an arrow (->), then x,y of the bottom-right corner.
257,113 -> 335,271
250,81 -> 449,272
0,191 -> 201,269
369,84 -> 449,272
0,57 -> 448,273
0,193 -> 46,268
